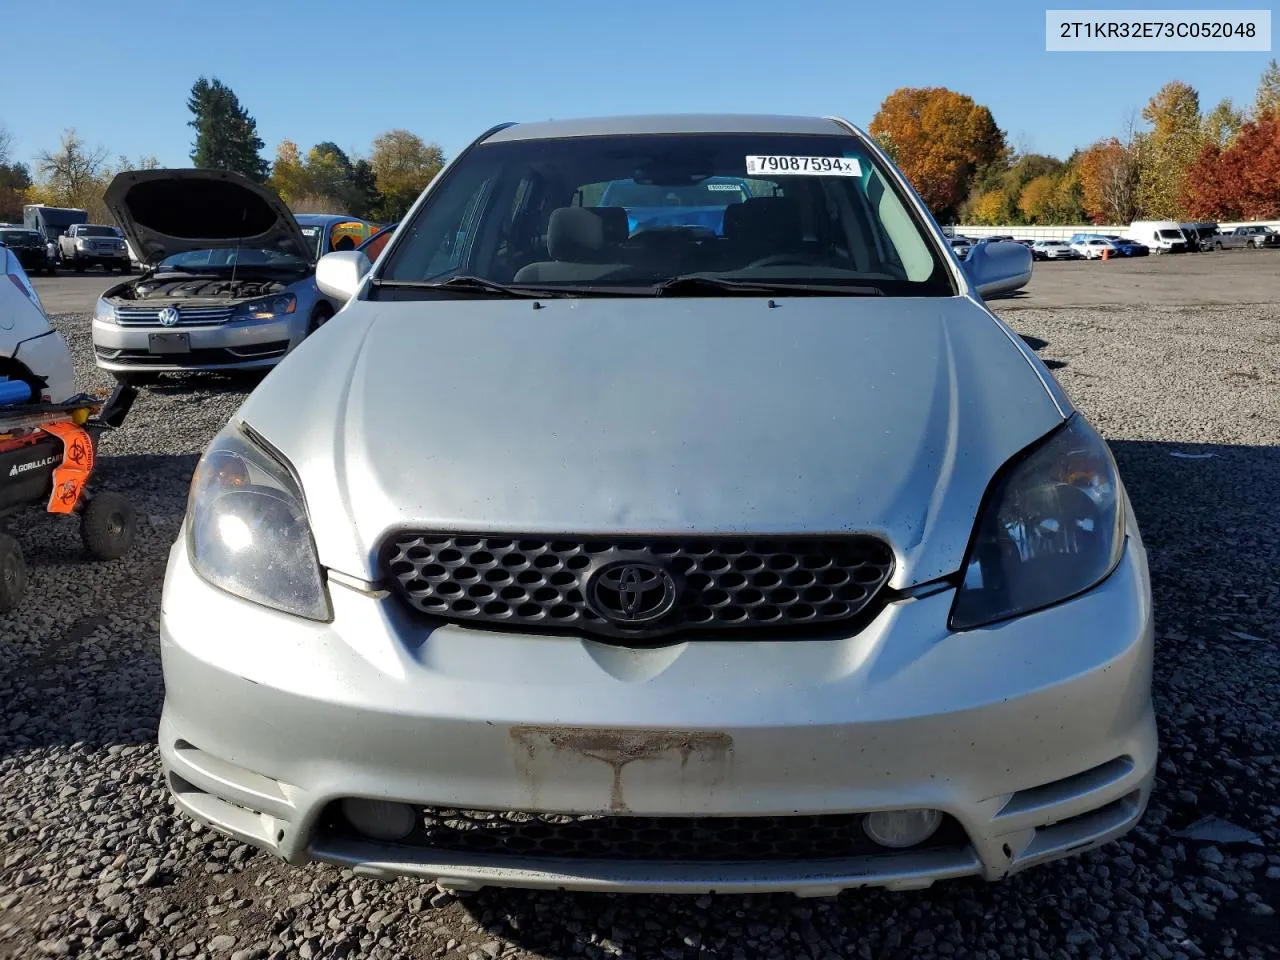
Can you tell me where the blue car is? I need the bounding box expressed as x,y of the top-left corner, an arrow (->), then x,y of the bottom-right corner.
1104,235 -> 1149,257
599,176 -> 753,236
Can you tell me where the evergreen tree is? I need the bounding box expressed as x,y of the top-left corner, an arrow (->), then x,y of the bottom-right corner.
187,77 -> 269,182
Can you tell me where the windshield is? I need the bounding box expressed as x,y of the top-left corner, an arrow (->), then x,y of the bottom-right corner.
378,132 -> 953,296
79,225 -> 119,237
298,225 -> 324,258
0,230 -> 41,244
1158,229 -> 1183,240
158,248 -> 309,271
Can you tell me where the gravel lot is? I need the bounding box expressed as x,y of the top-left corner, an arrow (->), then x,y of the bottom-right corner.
2,259 -> 1279,959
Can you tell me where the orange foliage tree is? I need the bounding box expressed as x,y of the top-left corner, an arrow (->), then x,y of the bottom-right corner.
1076,138 -> 1139,224
868,87 -> 1006,220
1182,113 -> 1280,220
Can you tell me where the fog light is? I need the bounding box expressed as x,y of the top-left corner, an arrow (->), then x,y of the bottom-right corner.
339,798 -> 416,841
862,809 -> 943,848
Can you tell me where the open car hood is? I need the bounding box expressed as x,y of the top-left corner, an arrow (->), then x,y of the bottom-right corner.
104,168 -> 312,266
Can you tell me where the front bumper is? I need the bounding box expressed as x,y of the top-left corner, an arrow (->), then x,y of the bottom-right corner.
9,248 -> 50,270
91,314 -> 305,372
67,248 -> 128,263
158,534 -> 1157,896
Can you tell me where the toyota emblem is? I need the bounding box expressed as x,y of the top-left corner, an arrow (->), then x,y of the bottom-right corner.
587,558 -> 679,625
158,307 -> 180,327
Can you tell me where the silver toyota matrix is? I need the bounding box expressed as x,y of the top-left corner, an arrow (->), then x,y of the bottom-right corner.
159,114 -> 1157,896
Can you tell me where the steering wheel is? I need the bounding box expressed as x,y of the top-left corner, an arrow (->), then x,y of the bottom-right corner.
743,253 -> 823,269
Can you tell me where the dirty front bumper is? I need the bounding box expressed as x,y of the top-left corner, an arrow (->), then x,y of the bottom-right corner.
158,533 -> 1156,896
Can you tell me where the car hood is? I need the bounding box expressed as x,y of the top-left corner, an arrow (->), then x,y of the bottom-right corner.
237,296 -> 1068,587
104,168 -> 311,265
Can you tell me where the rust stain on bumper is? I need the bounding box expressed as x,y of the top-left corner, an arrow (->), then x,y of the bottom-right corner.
510,726 -> 734,813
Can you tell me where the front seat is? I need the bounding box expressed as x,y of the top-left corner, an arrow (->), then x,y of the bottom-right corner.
514,207 -> 629,283
722,197 -> 805,264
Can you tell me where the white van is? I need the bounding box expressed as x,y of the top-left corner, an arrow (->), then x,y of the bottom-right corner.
1127,220 -> 1190,254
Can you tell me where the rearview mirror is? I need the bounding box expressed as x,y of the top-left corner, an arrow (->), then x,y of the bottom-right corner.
316,250 -> 371,302
960,238 -> 1032,299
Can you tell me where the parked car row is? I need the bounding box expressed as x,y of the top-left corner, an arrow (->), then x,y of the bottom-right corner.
955,218 -> 1280,262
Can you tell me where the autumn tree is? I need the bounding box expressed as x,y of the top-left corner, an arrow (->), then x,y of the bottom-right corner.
1201,98 -> 1245,151
1051,167 -> 1087,223
1077,138 -> 1140,224
869,87 -> 1006,220
187,77 -> 269,181
370,129 -> 445,220
268,140 -> 311,205
1182,112 -> 1280,220
1136,81 -> 1203,219
1017,175 -> 1058,222
269,139 -> 384,218
964,190 -> 1006,225
0,161 -> 31,223
1255,58 -> 1280,119
0,122 -> 31,222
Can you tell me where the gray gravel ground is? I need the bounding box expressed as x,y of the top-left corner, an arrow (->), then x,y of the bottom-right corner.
2,296 -> 1278,960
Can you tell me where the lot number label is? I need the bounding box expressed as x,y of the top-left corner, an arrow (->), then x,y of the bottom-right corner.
745,155 -> 862,176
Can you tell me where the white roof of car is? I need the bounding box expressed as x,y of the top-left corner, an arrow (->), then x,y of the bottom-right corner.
483,114 -> 853,143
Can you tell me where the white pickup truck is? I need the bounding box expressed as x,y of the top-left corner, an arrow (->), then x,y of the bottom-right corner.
57,223 -> 131,272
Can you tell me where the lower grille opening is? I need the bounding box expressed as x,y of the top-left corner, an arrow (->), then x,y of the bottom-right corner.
317,804 -> 970,863
95,342 -> 289,366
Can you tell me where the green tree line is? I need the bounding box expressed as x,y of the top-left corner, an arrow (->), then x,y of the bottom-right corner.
1,76 -> 446,226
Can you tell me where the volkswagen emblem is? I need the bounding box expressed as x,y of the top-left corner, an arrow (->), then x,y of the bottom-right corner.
587,557 -> 679,625
158,307 -> 180,327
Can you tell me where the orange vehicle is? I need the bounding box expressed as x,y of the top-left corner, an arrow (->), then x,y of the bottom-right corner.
356,221 -> 399,262
0,384 -> 138,612
294,214 -> 378,258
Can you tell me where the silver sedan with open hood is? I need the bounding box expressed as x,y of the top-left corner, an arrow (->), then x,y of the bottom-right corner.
159,114 -> 1156,896
92,169 -> 341,385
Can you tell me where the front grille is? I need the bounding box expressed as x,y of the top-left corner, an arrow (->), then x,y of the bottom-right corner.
322,805 -> 966,862
113,305 -> 237,326
381,534 -> 895,640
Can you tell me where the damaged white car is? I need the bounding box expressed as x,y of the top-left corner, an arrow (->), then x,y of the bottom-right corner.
92,169 -> 342,385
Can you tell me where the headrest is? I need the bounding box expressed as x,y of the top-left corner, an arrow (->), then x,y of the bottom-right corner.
722,197 -> 803,246
547,206 -> 629,261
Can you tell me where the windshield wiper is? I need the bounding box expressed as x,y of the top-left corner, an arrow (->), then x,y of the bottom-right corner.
373,276 -> 602,299
652,275 -> 887,297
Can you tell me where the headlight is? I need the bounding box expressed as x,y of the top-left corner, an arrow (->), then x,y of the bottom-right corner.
949,415 -> 1125,631
186,422 -> 331,621
94,298 -> 116,323
75,238 -> 88,248
233,294 -> 296,321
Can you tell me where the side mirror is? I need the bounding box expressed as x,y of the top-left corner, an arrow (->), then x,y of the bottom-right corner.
960,238 -> 1032,299
316,250 -> 371,303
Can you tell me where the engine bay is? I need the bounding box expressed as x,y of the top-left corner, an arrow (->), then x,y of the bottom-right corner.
113,276 -> 290,301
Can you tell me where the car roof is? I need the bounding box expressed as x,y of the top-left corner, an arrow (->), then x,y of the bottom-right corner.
483,114 -> 852,143
294,213 -> 364,226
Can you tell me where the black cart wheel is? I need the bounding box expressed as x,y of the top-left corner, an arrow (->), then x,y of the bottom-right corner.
80,492 -> 137,561
0,533 -> 27,614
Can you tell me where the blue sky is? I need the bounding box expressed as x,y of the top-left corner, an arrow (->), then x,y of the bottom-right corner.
2,0 -> 1273,171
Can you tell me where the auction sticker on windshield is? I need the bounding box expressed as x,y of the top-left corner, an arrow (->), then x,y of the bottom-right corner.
745,155 -> 862,176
